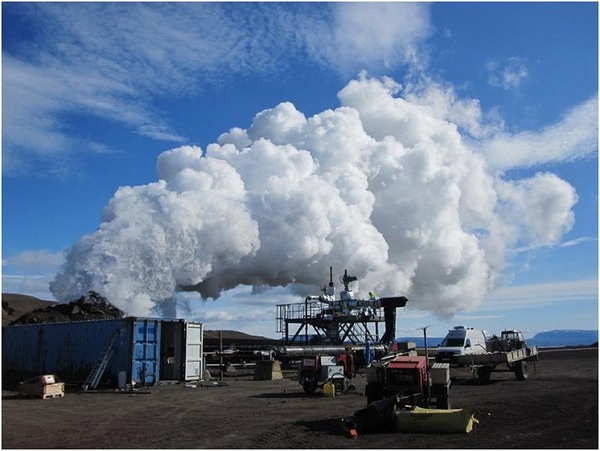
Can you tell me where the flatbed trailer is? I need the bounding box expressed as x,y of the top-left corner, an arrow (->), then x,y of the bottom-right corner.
453,346 -> 539,383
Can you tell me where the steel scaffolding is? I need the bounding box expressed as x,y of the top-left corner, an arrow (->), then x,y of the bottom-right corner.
276,300 -> 385,345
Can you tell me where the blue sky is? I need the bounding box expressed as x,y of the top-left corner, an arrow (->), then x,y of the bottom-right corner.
2,2 -> 598,339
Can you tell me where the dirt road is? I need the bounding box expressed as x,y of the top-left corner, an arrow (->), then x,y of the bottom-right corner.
2,348 -> 597,449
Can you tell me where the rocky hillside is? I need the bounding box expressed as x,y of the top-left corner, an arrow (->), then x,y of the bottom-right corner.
2,294 -> 56,327
3,292 -> 124,326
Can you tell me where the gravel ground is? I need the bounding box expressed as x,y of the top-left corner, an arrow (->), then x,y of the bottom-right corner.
2,348 -> 597,449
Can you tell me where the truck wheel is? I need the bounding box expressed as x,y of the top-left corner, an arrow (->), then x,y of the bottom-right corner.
333,379 -> 345,395
515,361 -> 528,381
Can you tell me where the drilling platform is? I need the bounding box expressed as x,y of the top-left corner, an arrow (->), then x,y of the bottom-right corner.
276,268 -> 408,346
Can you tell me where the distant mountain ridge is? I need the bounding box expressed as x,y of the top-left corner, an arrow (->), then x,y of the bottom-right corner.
527,330 -> 598,347
398,329 -> 598,348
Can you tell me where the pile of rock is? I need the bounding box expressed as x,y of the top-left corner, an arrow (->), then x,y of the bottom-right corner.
8,291 -> 125,325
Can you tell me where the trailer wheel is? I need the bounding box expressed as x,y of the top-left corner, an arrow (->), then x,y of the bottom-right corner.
515,360 -> 528,381
333,379 -> 345,395
476,367 -> 492,384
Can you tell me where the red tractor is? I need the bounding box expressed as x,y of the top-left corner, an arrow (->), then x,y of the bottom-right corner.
365,355 -> 451,409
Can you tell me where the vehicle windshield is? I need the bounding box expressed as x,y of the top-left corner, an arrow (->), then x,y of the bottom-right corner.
441,337 -> 465,347
502,332 -> 520,340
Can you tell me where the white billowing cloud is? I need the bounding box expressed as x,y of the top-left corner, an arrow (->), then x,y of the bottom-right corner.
482,96 -> 598,170
400,79 -> 507,140
495,173 -> 578,247
51,154 -> 260,316
51,75 -> 579,320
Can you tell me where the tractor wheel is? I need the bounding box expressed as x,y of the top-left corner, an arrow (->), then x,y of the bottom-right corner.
515,360 -> 528,381
302,381 -> 318,394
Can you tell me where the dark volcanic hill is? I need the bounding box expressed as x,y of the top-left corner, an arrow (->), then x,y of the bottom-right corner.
5,291 -> 125,326
2,293 -> 57,327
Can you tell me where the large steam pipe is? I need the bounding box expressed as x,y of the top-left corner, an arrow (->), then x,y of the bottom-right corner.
269,344 -> 389,360
378,296 -> 409,345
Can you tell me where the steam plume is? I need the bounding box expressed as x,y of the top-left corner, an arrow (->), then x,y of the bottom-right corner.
50,75 -> 579,318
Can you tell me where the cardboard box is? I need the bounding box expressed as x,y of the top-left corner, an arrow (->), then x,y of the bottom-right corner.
430,362 -> 450,385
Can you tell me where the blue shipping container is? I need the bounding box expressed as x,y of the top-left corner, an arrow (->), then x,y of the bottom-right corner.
2,317 -> 204,386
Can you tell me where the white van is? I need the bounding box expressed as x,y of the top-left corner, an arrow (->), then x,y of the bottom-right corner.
435,326 -> 489,363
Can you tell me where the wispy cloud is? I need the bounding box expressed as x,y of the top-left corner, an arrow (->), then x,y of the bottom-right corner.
481,95 -> 598,170
508,236 -> 597,255
304,3 -> 432,75
3,249 -> 64,272
558,237 -> 598,248
2,250 -> 64,300
3,3 -> 433,176
174,285 -> 292,331
486,57 -> 529,90
2,274 -> 56,300
484,278 -> 598,310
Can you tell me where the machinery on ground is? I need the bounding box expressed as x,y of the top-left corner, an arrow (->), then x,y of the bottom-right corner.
292,268 -> 415,395
365,355 -> 451,409
435,327 -> 539,384
488,330 -> 527,351
205,268 -> 418,395
298,351 -> 356,394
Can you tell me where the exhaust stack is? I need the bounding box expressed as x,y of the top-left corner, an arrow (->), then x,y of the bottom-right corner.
379,296 -> 409,345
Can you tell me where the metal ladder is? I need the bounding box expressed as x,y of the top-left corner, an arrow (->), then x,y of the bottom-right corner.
82,330 -> 119,391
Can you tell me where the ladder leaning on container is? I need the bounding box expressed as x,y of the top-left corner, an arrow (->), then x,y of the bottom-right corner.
82,329 -> 120,391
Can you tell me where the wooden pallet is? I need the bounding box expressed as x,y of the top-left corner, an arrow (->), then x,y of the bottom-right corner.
18,376 -> 65,399
39,390 -> 65,399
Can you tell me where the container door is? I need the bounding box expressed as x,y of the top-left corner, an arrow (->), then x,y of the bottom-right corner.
160,321 -> 183,381
184,322 -> 203,380
132,319 -> 160,385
